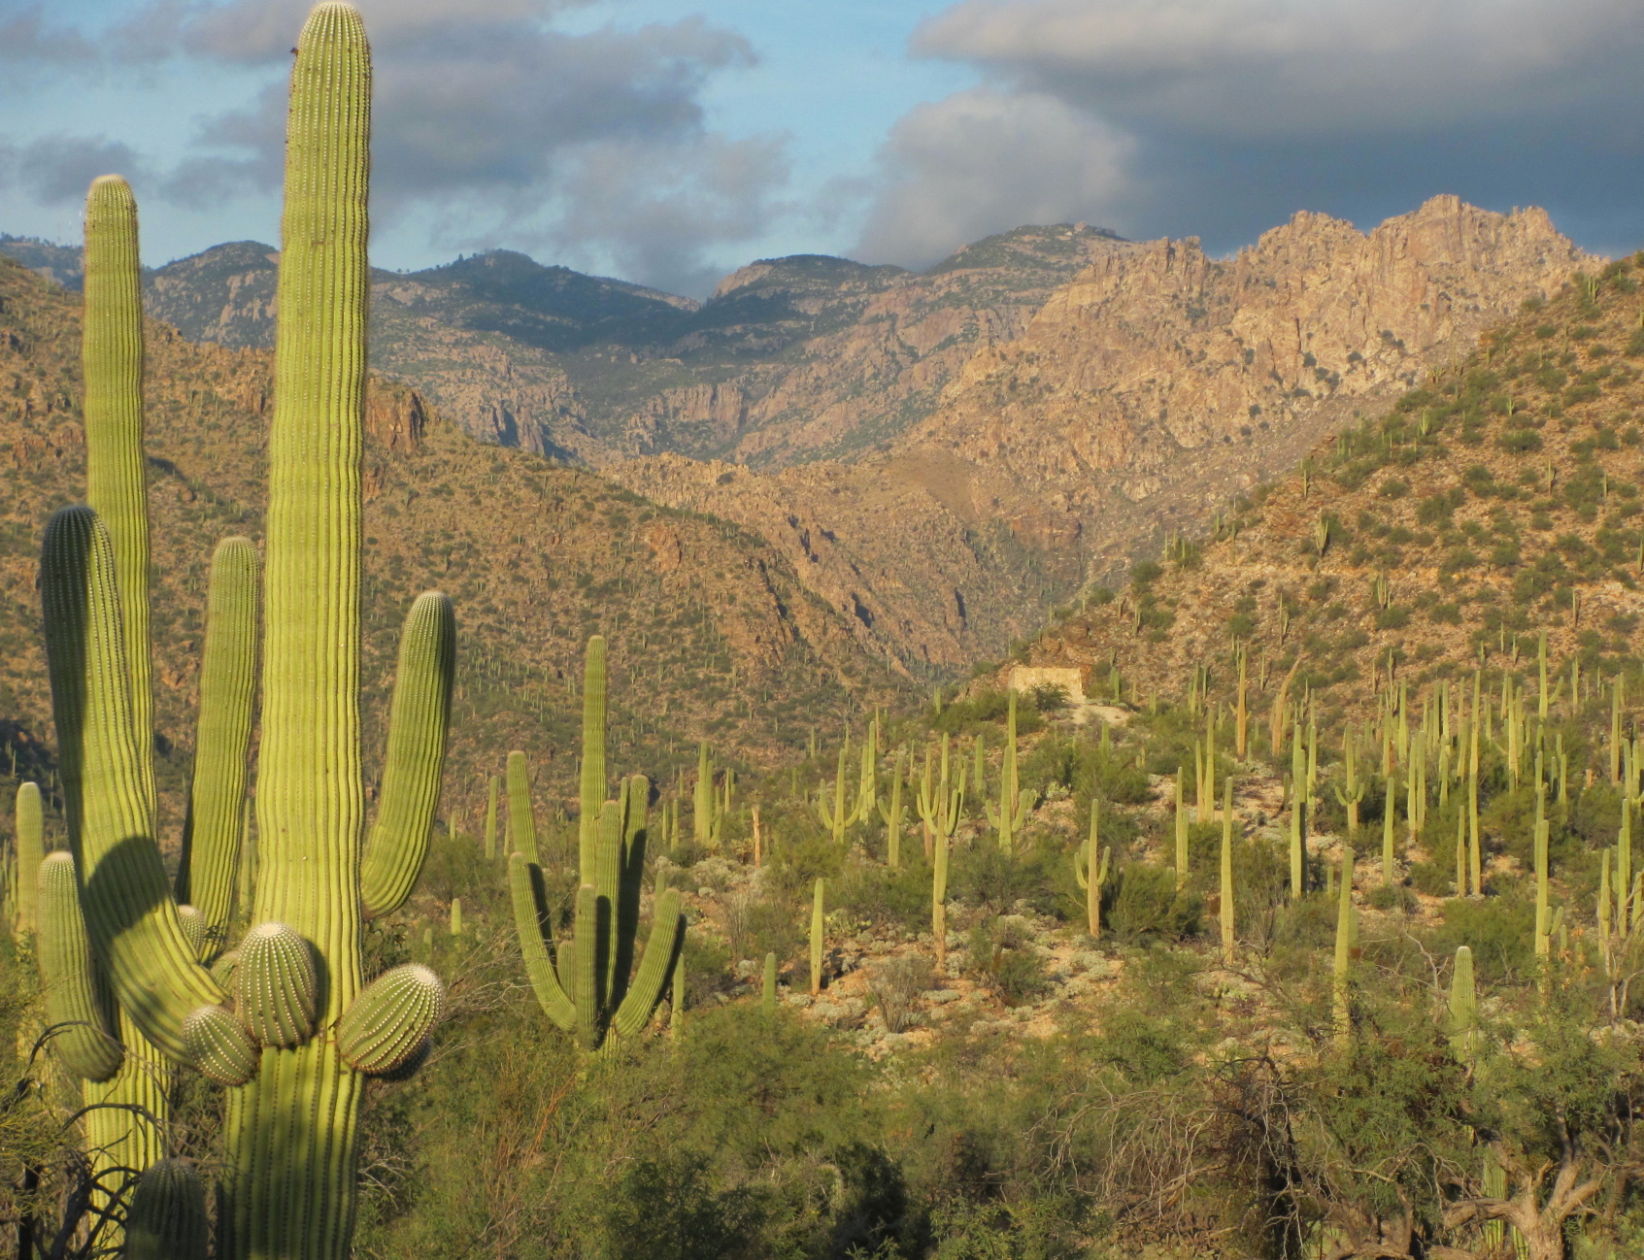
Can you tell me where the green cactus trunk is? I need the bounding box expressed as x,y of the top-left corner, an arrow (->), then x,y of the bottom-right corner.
224,8 -> 374,1250
579,636 -> 608,876
12,782 -> 43,938
810,877 -> 825,995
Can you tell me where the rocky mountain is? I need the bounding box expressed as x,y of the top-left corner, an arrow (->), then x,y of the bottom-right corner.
2,200 -> 1595,675
607,198 -> 1595,671
0,255 -> 909,831
1007,249 -> 1644,714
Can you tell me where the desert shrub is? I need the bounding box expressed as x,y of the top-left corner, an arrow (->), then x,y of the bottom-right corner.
868,956 -> 933,1032
966,916 -> 1051,1005
1108,864 -> 1202,940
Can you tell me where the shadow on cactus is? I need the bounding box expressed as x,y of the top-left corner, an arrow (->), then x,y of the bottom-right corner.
33,5 -> 457,1256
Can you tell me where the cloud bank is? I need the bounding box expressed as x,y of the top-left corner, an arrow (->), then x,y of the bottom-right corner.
857,0 -> 1644,265
3,0 -> 787,295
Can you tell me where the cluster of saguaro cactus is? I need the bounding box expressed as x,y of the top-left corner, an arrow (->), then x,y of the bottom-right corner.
35,8 -> 455,1255
916,733 -> 966,859
509,637 -> 684,1052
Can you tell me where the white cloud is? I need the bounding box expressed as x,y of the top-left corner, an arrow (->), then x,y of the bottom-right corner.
855,88 -> 1137,266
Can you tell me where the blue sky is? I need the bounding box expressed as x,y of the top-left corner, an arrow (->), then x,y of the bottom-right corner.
4,0 -> 1644,297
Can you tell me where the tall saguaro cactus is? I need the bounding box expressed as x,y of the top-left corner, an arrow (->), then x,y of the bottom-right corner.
39,8 -> 455,1257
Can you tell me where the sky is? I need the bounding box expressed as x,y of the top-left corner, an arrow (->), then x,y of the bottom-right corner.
3,0 -> 1644,298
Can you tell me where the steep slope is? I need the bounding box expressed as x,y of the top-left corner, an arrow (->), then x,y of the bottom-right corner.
0,257 -> 909,832
614,199 -> 1595,669
1012,253 -> 1644,712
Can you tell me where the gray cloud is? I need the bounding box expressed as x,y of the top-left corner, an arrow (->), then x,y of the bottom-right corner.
4,136 -> 153,206
857,0 -> 1644,262
8,0 -> 787,295
855,89 -> 1137,267
0,10 -> 97,64
915,0 -> 1644,137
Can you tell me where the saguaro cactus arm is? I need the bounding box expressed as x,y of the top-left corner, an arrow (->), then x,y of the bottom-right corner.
360,591 -> 457,918
507,853 -> 576,1032
175,536 -> 257,952
41,507 -> 227,1060
37,852 -> 124,1082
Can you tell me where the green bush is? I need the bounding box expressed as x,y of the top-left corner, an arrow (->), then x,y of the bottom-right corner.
1108,864 -> 1202,940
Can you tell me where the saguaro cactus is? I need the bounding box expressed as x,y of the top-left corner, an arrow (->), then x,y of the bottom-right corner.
1073,799 -> 1110,938
39,9 -> 456,1256
509,639 -> 683,1052
985,691 -> 1032,851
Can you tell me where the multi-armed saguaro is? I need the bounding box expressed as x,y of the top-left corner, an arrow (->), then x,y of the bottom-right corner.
39,6 -> 455,1256
509,636 -> 684,1052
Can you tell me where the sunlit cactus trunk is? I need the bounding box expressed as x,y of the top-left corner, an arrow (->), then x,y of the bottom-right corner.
223,6 -> 372,1253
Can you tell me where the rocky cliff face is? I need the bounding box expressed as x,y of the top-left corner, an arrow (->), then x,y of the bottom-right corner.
613,198 -> 1595,668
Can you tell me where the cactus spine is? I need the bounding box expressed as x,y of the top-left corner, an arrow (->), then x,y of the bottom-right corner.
1448,945 -> 1477,1064
693,742 -> 721,847
11,781 -> 43,938
877,749 -> 906,867
816,742 -> 863,844
483,773 -> 500,860
175,538 -> 257,954
1332,847 -> 1355,1048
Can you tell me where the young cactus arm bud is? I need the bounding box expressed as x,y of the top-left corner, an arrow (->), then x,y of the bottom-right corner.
506,853 -> 575,1032
37,852 -> 124,1082
610,888 -> 683,1038
337,963 -> 445,1075
126,1158 -> 209,1260
360,591 -> 456,919
235,922 -> 319,1048
181,1004 -> 258,1086
41,507 -> 226,1060
176,537 -> 257,950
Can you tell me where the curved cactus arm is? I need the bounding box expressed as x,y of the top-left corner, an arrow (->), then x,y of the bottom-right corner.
610,889 -> 682,1039
578,635 -> 607,878
506,750 -> 538,862
82,174 -> 154,809
37,852 -> 124,1082
506,853 -> 575,1032
360,591 -> 456,918
41,507 -> 226,1061
13,782 -> 44,938
176,536 -> 257,953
